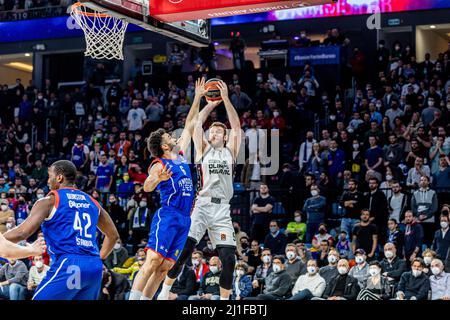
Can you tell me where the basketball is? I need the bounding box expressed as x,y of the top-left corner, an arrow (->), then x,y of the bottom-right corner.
204,78 -> 223,102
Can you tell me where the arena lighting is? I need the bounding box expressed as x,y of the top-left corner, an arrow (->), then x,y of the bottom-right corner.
430,25 -> 436,29
294,36 -> 300,40
213,41 -> 220,46
4,62 -> 33,72
24,53 -> 31,57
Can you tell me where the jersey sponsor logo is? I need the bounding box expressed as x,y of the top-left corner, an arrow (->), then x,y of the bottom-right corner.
207,160 -> 231,175
220,233 -> 226,241
68,201 -> 91,209
178,177 -> 193,192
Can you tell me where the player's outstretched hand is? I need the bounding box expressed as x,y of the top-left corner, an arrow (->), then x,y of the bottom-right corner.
217,80 -> 229,99
158,164 -> 173,181
195,77 -> 207,97
29,237 -> 46,256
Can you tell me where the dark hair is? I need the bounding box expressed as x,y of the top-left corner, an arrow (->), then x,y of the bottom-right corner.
273,255 -> 285,264
388,218 -> 398,225
349,179 -> 358,185
368,177 -> 379,184
412,258 -> 425,268
51,160 -> 77,184
369,261 -> 381,268
147,128 -> 166,158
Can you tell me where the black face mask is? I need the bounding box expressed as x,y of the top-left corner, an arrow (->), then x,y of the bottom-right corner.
319,229 -> 326,235
234,227 -> 239,233
241,243 -> 249,249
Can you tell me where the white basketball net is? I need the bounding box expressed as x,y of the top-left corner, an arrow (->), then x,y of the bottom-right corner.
70,2 -> 129,60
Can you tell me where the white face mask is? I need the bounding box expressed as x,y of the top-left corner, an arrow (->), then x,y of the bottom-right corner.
37,194 -> 44,199
294,217 -> 302,223
353,144 -> 359,150
386,175 -> 393,181
1,204 -> 8,211
441,222 -> 449,229
412,269 -> 422,277
330,115 -> 336,121
369,268 -> 380,276
311,190 -> 319,197
307,266 -> 316,274
139,201 -> 147,208
191,259 -> 200,267
428,101 -> 434,107
431,267 -> 441,276
338,267 -> 348,275
328,255 -> 337,264
207,244 -> 213,250
355,256 -> 365,264
286,251 -> 296,260
114,243 -> 121,250
423,257 -> 432,266
209,266 -> 219,274
262,256 -> 271,264
35,261 -> 44,269
6,223 -> 13,230
385,251 -> 394,259
236,270 -> 245,277
273,112 -> 279,118
273,264 -> 281,273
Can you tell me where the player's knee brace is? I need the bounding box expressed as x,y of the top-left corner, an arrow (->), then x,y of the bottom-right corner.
217,246 -> 236,290
167,237 -> 197,279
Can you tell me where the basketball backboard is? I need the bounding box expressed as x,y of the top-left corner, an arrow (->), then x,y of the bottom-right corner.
77,0 -> 211,47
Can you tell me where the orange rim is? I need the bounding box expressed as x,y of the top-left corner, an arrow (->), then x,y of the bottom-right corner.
71,2 -> 110,17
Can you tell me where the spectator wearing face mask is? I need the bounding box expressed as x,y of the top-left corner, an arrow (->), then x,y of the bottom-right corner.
0,200 -> 14,233
336,231 -> 352,259
113,248 -> 147,280
349,249 -> 370,288
284,244 -> 306,284
319,250 -> 340,283
190,251 -> 209,284
202,239 -> 218,260
231,263 -> 252,300
252,248 -> 273,294
395,258 -> 430,300
27,255 -> 50,298
386,219 -> 405,258
285,210 -> 306,243
432,213 -> 450,260
312,259 -> 360,300
429,258 -> 450,300
245,256 -> 292,300
289,259 -> 326,300
104,239 -> 129,269
233,222 -> 249,253
422,249 -> 437,276
263,220 -> 287,256
303,185 -> 327,243
127,199 -> 151,251
357,261 -> 393,300
0,259 -> 29,300
188,256 -> 221,300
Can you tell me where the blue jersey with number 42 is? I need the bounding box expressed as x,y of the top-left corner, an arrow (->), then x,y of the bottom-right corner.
41,187 -> 101,260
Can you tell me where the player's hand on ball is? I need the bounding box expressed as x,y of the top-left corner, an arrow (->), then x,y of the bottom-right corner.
217,80 -> 229,99
29,237 -> 46,256
195,77 -> 207,97
158,164 -> 173,181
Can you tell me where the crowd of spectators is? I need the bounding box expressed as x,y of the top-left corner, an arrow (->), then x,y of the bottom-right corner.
1,28 -> 450,300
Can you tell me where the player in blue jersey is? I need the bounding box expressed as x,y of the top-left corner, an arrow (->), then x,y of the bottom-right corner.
4,160 -> 119,300
129,78 -> 220,300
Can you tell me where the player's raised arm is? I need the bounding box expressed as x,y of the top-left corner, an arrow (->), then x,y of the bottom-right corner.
0,232 -> 45,260
193,100 -> 221,162
177,77 -> 207,154
143,162 -> 173,193
97,206 -> 120,260
3,196 -> 53,243
217,80 -> 242,159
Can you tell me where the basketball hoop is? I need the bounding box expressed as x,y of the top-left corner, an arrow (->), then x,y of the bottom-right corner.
69,2 -> 128,60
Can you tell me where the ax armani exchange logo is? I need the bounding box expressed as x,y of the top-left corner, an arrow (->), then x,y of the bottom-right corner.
168,0 -> 183,3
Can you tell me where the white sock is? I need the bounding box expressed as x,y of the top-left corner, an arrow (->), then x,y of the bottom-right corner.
129,290 -> 143,300
140,295 -> 151,300
220,296 -> 229,300
158,284 -> 172,299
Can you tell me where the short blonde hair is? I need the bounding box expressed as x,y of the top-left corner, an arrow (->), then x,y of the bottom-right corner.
209,122 -> 227,134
